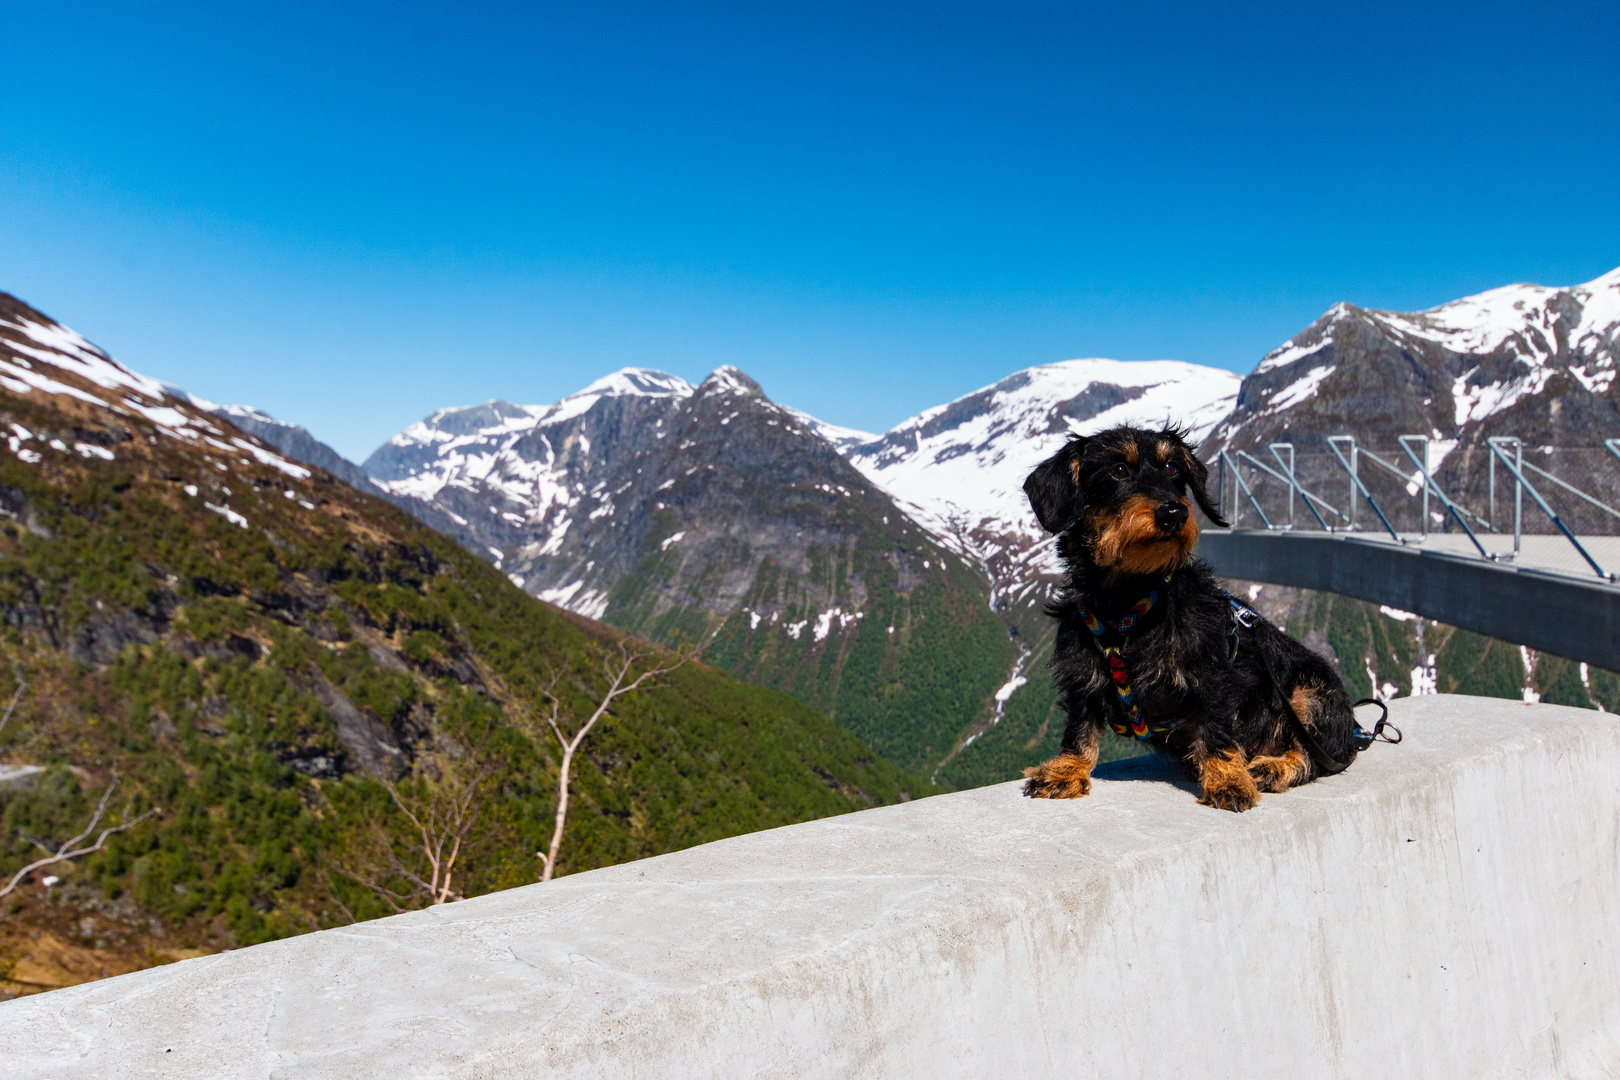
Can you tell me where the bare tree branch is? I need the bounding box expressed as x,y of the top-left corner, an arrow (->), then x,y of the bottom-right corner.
0,774 -> 160,902
320,868 -> 359,926
532,640 -> 698,882
331,741 -> 497,911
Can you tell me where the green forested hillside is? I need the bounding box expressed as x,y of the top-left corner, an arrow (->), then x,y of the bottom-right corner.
0,298 -> 933,995
679,535 -> 1019,777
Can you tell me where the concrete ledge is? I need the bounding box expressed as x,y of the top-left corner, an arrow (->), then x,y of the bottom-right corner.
3,696 -> 1618,1078
1198,529 -> 1620,670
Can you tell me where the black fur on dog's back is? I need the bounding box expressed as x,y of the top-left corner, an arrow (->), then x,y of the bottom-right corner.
1022,424 -> 1359,810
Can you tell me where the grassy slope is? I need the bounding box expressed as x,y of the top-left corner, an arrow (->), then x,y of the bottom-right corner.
0,380 -> 933,995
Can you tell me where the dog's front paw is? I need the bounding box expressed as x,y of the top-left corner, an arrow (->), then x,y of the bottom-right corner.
1199,781 -> 1259,812
1022,753 -> 1093,799
1198,752 -> 1260,812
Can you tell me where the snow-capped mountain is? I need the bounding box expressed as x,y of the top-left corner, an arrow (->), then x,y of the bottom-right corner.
1218,265 -> 1620,527
363,366 -> 1015,773
0,293 -> 316,488
841,359 -> 1240,613
364,367 -> 712,617
1210,267 -> 1620,499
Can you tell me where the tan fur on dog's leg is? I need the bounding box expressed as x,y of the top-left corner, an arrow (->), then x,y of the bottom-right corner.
1249,684 -> 1326,792
1198,747 -> 1259,812
1023,726 -> 1100,799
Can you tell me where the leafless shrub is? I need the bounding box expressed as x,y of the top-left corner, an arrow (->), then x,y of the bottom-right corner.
331,742 -> 498,911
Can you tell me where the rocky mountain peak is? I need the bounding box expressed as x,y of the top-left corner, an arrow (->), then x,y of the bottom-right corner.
568,367 -> 695,402
697,366 -> 765,400
1211,265 -> 1620,458
416,399 -> 536,439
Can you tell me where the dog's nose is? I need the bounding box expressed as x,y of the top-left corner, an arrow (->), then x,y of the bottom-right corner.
1154,501 -> 1188,533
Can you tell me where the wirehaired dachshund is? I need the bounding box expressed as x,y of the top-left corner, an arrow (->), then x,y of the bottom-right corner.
1020,424 -> 1360,811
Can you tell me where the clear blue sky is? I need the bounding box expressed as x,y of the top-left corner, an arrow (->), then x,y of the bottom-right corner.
3,1 -> 1616,461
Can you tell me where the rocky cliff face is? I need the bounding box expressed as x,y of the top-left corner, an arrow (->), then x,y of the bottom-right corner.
1207,268 -> 1620,529
364,367 -> 1018,774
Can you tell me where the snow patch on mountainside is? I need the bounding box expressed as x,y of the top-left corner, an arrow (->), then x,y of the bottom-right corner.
5,317 -> 170,400
0,298 -> 345,537
781,406 -> 877,452
1451,365 -> 1557,427
368,367 -> 695,515
1377,281 -> 1564,361
1266,364 -> 1336,413
842,359 -> 1240,576
0,311 -> 302,466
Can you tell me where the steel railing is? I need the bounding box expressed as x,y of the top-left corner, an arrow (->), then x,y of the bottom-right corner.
1212,436 -> 1620,582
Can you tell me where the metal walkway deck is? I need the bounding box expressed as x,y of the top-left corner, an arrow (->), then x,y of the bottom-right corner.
1198,529 -> 1620,671
1204,436 -> 1620,668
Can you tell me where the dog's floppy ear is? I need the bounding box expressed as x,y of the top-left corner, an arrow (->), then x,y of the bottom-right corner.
1025,437 -> 1088,533
1182,445 -> 1229,528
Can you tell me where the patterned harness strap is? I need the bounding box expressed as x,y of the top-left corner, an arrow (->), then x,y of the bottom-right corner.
1081,572 -> 1174,741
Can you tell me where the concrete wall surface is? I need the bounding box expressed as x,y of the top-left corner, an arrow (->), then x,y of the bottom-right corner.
2,695 -> 1617,1079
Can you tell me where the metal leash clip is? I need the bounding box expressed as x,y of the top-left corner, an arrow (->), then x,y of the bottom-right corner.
1351,698 -> 1401,752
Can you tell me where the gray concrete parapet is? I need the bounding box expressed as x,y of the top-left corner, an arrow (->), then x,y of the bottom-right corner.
2,695 -> 1617,1078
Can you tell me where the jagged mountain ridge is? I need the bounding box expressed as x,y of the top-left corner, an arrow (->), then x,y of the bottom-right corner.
1215,266 -> 1620,449
364,366 -> 1018,774
364,367 -> 700,616
1207,266 -> 1620,527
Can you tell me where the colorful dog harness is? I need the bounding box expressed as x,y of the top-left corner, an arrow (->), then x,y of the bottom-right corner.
1081,572 -> 1174,741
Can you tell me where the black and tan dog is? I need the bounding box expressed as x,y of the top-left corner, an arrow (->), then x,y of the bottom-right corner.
1020,424 -> 1360,811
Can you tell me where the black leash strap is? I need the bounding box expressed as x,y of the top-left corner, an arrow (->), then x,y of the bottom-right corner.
1284,694 -> 1400,776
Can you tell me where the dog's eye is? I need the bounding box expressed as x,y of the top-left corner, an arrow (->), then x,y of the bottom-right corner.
1164,461 -> 1178,476
1110,463 -> 1129,480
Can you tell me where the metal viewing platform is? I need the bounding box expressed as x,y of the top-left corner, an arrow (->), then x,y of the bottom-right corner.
1201,437 -> 1620,669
